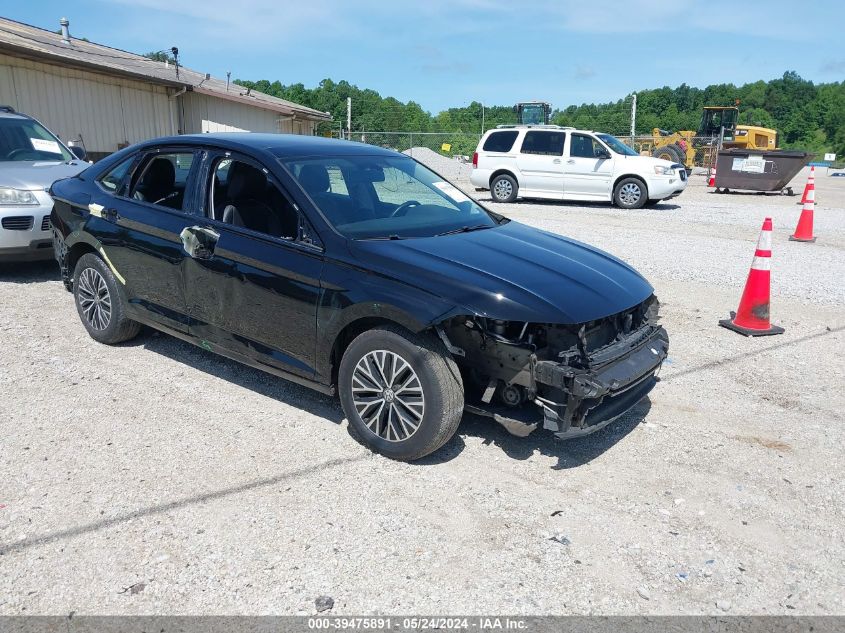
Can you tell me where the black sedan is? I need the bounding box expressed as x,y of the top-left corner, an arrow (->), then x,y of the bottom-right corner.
50,134 -> 668,460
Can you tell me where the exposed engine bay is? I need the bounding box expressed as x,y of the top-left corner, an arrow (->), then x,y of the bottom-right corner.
437,295 -> 669,438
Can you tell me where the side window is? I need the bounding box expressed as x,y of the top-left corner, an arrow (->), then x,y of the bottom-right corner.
128,152 -> 196,210
570,134 -> 606,159
520,131 -> 565,156
211,157 -> 302,241
482,131 -> 519,153
97,156 -> 135,193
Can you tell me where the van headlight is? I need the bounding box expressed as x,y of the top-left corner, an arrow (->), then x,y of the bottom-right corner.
653,166 -> 674,175
0,188 -> 39,206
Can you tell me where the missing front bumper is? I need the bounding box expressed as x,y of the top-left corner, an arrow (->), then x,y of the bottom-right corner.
465,325 -> 669,439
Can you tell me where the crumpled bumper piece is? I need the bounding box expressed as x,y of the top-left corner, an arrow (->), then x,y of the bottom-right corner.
536,325 -> 669,438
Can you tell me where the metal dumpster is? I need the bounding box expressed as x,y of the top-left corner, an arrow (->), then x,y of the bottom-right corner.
715,149 -> 812,194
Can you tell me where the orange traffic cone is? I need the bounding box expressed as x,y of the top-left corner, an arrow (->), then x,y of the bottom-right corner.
800,166 -> 815,204
708,164 -> 717,187
719,217 -> 784,336
790,185 -> 817,242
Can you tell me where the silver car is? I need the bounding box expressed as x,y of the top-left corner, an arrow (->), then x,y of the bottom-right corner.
0,106 -> 88,262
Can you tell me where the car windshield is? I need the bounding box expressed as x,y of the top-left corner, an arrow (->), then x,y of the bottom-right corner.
0,117 -> 72,162
281,155 -> 500,239
597,134 -> 638,157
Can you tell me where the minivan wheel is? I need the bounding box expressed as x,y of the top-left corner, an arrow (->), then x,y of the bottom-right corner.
73,253 -> 141,344
613,177 -> 648,209
490,174 -> 518,203
338,325 -> 464,461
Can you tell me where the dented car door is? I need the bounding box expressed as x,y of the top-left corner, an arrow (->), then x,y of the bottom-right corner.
181,152 -> 323,379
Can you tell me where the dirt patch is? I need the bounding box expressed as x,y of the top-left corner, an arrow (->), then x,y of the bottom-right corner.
733,435 -> 793,452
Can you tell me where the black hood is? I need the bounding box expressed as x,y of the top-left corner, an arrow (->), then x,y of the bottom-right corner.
349,221 -> 654,324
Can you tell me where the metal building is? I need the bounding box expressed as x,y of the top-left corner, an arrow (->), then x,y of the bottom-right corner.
0,17 -> 331,159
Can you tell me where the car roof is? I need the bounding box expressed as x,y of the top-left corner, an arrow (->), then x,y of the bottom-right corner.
136,133 -> 399,159
0,111 -> 28,120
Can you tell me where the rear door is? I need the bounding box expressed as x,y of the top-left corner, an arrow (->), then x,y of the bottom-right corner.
181,151 -> 323,379
86,148 -> 202,333
514,130 -> 566,197
563,133 -> 615,199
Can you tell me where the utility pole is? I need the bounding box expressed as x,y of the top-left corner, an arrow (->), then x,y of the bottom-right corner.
481,102 -> 485,135
630,93 -> 637,143
346,97 -> 351,141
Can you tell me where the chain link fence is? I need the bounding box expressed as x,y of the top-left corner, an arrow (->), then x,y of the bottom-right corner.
333,130 -> 721,171
624,135 -> 722,171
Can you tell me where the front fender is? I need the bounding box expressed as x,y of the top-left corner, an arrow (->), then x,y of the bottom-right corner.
314,263 -> 464,383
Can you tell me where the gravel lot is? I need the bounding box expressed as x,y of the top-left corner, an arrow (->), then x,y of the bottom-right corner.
1,158 -> 843,616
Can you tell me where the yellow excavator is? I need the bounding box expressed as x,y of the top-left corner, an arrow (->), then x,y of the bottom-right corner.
649,105 -> 778,167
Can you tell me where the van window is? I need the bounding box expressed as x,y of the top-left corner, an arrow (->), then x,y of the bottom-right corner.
482,131 -> 518,153
570,134 -> 606,159
520,131 -> 565,156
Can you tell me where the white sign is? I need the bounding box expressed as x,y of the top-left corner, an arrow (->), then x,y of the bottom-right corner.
433,181 -> 470,203
732,157 -> 765,174
30,138 -> 62,154
824,153 -> 836,162
742,156 -> 766,173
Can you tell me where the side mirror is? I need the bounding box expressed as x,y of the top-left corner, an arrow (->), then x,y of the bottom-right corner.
69,145 -> 87,161
597,150 -> 611,160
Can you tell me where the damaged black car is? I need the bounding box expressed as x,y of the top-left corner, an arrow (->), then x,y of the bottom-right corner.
49,134 -> 668,461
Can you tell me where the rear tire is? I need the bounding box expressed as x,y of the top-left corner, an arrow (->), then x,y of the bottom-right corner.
73,252 -> 141,344
338,325 -> 464,461
490,174 -> 518,203
613,177 -> 648,209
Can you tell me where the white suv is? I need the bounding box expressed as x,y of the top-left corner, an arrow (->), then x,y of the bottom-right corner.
470,125 -> 687,208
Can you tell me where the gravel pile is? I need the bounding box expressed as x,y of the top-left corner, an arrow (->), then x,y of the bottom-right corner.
403,146 -> 472,181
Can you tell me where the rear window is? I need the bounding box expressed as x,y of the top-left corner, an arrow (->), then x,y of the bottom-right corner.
520,131 -> 566,156
482,131 -> 518,153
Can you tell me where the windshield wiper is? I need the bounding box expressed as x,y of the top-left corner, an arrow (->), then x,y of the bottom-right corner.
363,234 -> 405,241
435,224 -> 492,237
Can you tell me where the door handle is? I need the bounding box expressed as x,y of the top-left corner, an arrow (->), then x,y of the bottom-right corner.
566,159 -> 576,164
180,225 -> 219,260
553,159 -> 561,164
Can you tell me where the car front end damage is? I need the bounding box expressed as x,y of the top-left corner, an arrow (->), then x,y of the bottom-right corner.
437,294 -> 668,439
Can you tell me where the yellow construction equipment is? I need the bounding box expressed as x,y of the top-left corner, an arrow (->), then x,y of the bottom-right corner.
514,102 -> 552,125
648,106 -> 778,168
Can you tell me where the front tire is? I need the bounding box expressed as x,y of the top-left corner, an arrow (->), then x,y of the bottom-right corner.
613,177 -> 648,209
338,325 -> 464,461
490,174 -> 518,203
653,145 -> 683,163
73,252 -> 141,344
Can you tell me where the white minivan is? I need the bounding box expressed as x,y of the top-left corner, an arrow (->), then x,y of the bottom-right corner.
470,125 -> 687,208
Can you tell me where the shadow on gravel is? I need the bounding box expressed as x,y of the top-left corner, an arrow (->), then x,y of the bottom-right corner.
0,455 -> 367,556
0,260 -> 59,283
123,329 -> 660,469
449,397 -> 652,470
138,330 -> 344,425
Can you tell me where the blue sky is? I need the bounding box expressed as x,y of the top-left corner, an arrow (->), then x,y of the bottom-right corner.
4,0 -> 844,113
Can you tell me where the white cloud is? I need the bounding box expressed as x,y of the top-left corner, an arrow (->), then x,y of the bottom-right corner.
820,59 -> 845,74
573,64 -> 596,79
